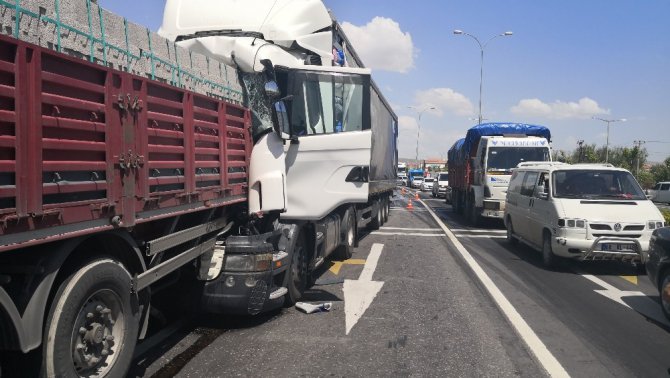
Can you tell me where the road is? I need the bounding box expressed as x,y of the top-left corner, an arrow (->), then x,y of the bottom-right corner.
128,189 -> 670,377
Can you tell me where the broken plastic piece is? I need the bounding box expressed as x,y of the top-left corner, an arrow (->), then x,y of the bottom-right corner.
295,302 -> 332,314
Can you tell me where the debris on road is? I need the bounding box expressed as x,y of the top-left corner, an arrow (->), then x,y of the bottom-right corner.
295,302 -> 333,314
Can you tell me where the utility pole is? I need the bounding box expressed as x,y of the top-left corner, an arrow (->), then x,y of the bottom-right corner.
577,140 -> 584,163
633,140 -> 646,176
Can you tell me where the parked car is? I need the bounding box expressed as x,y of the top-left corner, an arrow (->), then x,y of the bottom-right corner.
504,162 -> 665,269
397,175 -> 408,186
646,226 -> 670,321
411,176 -> 424,189
432,172 -> 449,198
421,177 -> 435,192
648,181 -> 670,204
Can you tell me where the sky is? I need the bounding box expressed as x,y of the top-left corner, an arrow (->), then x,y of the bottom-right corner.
98,0 -> 670,162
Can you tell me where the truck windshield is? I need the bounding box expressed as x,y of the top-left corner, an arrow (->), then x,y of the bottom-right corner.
241,72 -> 274,140
285,71 -> 365,136
552,170 -> 646,200
487,147 -> 550,172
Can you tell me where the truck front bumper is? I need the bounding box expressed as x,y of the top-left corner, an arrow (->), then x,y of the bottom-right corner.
200,231 -> 290,315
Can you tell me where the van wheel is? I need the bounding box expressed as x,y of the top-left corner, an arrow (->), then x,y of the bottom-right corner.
660,271 -> 670,321
42,259 -> 139,378
506,218 -> 518,245
542,233 -> 557,270
335,209 -> 355,260
286,232 -> 308,306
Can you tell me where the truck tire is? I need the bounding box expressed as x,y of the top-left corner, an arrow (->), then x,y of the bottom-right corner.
467,195 -> 481,227
382,197 -> 389,223
286,231 -> 308,306
42,258 -> 139,378
335,209 -> 356,260
368,199 -> 381,230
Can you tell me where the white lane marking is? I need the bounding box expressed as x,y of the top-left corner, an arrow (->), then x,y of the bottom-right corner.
580,274 -> 670,326
418,198 -> 570,378
454,234 -> 506,239
381,227 -> 442,231
370,232 -> 446,237
449,229 -> 506,233
343,243 -> 385,335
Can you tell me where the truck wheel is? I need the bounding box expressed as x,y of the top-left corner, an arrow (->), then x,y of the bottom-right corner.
542,233 -> 558,270
506,218 -> 518,245
368,200 -> 381,230
42,259 -> 139,378
382,197 -> 389,223
660,271 -> 670,321
467,196 -> 481,227
286,232 -> 308,306
335,209 -> 356,260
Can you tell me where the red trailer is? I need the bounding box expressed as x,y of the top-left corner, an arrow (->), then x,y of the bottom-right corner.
0,33 -> 252,376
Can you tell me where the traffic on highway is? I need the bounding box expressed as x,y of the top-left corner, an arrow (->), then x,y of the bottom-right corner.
124,188 -> 670,376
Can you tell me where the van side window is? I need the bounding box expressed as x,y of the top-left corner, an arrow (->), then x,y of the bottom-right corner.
654,183 -> 661,190
520,172 -> 539,197
509,171 -> 524,194
534,172 -> 549,198
661,184 -> 670,191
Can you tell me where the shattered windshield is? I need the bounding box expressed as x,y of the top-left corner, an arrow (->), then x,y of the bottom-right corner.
241,72 -> 274,140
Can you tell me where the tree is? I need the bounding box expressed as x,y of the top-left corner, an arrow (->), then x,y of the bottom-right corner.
650,157 -> 670,183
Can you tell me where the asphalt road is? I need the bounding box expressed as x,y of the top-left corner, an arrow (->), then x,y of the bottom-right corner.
128,189 -> 670,377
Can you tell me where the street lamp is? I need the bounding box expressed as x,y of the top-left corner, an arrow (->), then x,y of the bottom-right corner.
453,29 -> 513,124
408,105 -> 436,162
592,116 -> 626,163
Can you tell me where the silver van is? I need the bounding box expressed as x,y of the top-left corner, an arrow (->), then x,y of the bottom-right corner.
504,162 -> 665,269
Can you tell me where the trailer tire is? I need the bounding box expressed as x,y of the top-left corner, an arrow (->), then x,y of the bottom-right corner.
335,209 -> 356,260
42,258 -> 139,378
368,199 -> 382,230
286,231 -> 308,306
382,197 -> 389,224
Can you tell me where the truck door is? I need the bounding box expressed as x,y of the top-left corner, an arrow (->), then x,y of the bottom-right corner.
281,68 -> 371,220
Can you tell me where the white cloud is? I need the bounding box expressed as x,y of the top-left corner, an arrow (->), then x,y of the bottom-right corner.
412,88 -> 474,117
510,97 -> 609,119
341,17 -> 415,73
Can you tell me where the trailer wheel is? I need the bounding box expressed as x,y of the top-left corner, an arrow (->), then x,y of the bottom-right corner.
286,231 -> 308,306
381,197 -> 389,224
335,209 -> 356,260
42,259 -> 139,378
368,199 -> 382,230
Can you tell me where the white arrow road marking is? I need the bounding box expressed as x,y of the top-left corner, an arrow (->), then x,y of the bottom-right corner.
581,274 -> 670,326
343,243 -> 384,335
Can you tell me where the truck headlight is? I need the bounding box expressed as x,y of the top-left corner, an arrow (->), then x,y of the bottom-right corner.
224,253 -> 273,272
648,220 -> 664,230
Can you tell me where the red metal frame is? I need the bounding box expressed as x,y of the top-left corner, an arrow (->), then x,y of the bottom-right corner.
0,34 -> 251,252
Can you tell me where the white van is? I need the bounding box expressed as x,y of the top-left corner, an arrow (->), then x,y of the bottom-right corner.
648,181 -> 670,204
504,162 -> 666,269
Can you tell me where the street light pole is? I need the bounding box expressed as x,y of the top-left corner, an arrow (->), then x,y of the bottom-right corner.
408,105 -> 436,163
592,116 -> 626,163
454,30 -> 513,124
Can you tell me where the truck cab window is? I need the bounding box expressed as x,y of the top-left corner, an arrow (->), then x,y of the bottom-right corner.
286,70 -> 365,136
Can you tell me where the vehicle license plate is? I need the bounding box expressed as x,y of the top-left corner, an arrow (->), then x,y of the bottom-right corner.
600,243 -> 635,252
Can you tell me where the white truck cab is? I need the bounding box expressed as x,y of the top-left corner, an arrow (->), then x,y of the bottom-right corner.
504,162 -> 666,269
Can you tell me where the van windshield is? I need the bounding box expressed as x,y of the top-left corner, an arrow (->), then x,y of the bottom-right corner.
552,170 -> 646,200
